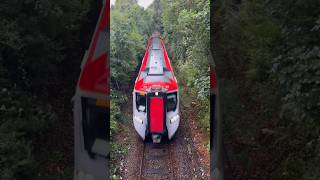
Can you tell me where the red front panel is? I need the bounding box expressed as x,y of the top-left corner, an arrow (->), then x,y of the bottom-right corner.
149,97 -> 164,133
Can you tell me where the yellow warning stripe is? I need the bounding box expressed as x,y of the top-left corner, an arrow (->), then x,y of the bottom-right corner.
96,99 -> 110,107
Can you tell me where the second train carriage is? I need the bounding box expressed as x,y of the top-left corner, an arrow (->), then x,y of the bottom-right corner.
133,32 -> 179,143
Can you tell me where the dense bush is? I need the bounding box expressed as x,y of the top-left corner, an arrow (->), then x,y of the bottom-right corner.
161,0 -> 210,132
0,0 -> 92,178
212,0 -> 320,179
0,69 -> 56,179
0,0 -> 90,93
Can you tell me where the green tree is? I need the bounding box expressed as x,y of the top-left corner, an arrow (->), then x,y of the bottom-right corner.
212,0 -> 320,179
161,0 -> 210,131
0,0 -> 92,179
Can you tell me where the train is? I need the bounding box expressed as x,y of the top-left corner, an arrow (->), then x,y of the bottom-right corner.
72,0 -> 109,179
133,32 -> 180,143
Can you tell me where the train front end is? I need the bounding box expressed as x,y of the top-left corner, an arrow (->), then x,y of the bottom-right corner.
133,32 -> 179,143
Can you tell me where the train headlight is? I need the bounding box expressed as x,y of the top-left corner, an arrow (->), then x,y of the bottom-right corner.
170,114 -> 179,124
134,115 -> 143,124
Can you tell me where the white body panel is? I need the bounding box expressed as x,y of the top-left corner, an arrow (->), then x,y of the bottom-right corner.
132,92 -> 147,139
166,92 -> 180,139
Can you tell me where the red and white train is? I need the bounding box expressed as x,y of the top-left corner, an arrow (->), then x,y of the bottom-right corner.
133,32 -> 179,143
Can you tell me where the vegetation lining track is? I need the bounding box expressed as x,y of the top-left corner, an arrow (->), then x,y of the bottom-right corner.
139,140 -> 174,180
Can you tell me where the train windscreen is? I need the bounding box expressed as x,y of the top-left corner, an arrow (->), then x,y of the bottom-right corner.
81,97 -> 108,157
136,93 -> 146,112
167,92 -> 177,112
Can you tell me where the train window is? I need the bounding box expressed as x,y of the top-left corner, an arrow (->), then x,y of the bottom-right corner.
136,93 -> 146,112
167,92 -> 177,112
82,98 -> 108,158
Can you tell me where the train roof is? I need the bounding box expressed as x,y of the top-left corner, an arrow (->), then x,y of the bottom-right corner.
77,1 -> 109,97
134,32 -> 178,92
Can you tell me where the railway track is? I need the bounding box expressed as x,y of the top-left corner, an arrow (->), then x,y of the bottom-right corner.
138,140 -> 175,180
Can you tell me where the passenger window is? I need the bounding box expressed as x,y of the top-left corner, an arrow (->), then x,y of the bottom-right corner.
167,92 -> 177,112
136,93 -> 146,112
